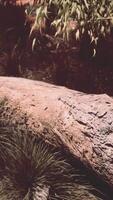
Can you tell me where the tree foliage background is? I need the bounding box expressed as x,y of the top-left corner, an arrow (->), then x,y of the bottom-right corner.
0,0 -> 113,94
25,0 -> 113,55
0,0 -> 113,55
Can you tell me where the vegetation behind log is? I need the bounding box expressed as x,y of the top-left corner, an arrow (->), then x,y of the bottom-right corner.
0,1 -> 113,94
24,0 -> 113,56
1,0 -> 113,55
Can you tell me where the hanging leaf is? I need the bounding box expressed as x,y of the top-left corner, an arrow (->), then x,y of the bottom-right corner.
93,48 -> 96,57
32,38 -> 36,51
75,29 -> 80,40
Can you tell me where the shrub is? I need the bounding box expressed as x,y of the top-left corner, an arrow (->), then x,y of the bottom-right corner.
26,0 -> 113,55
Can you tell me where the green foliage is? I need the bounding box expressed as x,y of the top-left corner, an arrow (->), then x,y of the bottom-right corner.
27,0 -> 113,55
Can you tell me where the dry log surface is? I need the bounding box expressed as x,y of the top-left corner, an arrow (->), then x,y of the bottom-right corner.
0,76 -> 113,188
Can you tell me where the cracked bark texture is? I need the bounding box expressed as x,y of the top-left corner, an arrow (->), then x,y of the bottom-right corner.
0,76 -> 113,189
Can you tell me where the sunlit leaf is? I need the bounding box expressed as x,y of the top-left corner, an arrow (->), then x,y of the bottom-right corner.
75,29 -> 80,40
32,38 -> 36,51
93,48 -> 96,57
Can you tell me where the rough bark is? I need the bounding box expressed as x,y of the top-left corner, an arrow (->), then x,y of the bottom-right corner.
0,76 -> 113,189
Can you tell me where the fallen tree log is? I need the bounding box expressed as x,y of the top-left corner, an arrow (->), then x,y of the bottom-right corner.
0,76 -> 113,189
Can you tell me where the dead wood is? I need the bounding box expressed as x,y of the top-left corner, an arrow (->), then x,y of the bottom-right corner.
0,76 -> 113,189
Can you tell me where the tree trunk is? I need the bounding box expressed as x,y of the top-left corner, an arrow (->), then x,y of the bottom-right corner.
0,76 -> 113,189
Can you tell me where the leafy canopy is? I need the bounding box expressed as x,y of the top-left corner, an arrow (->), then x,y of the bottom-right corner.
27,0 -> 113,53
